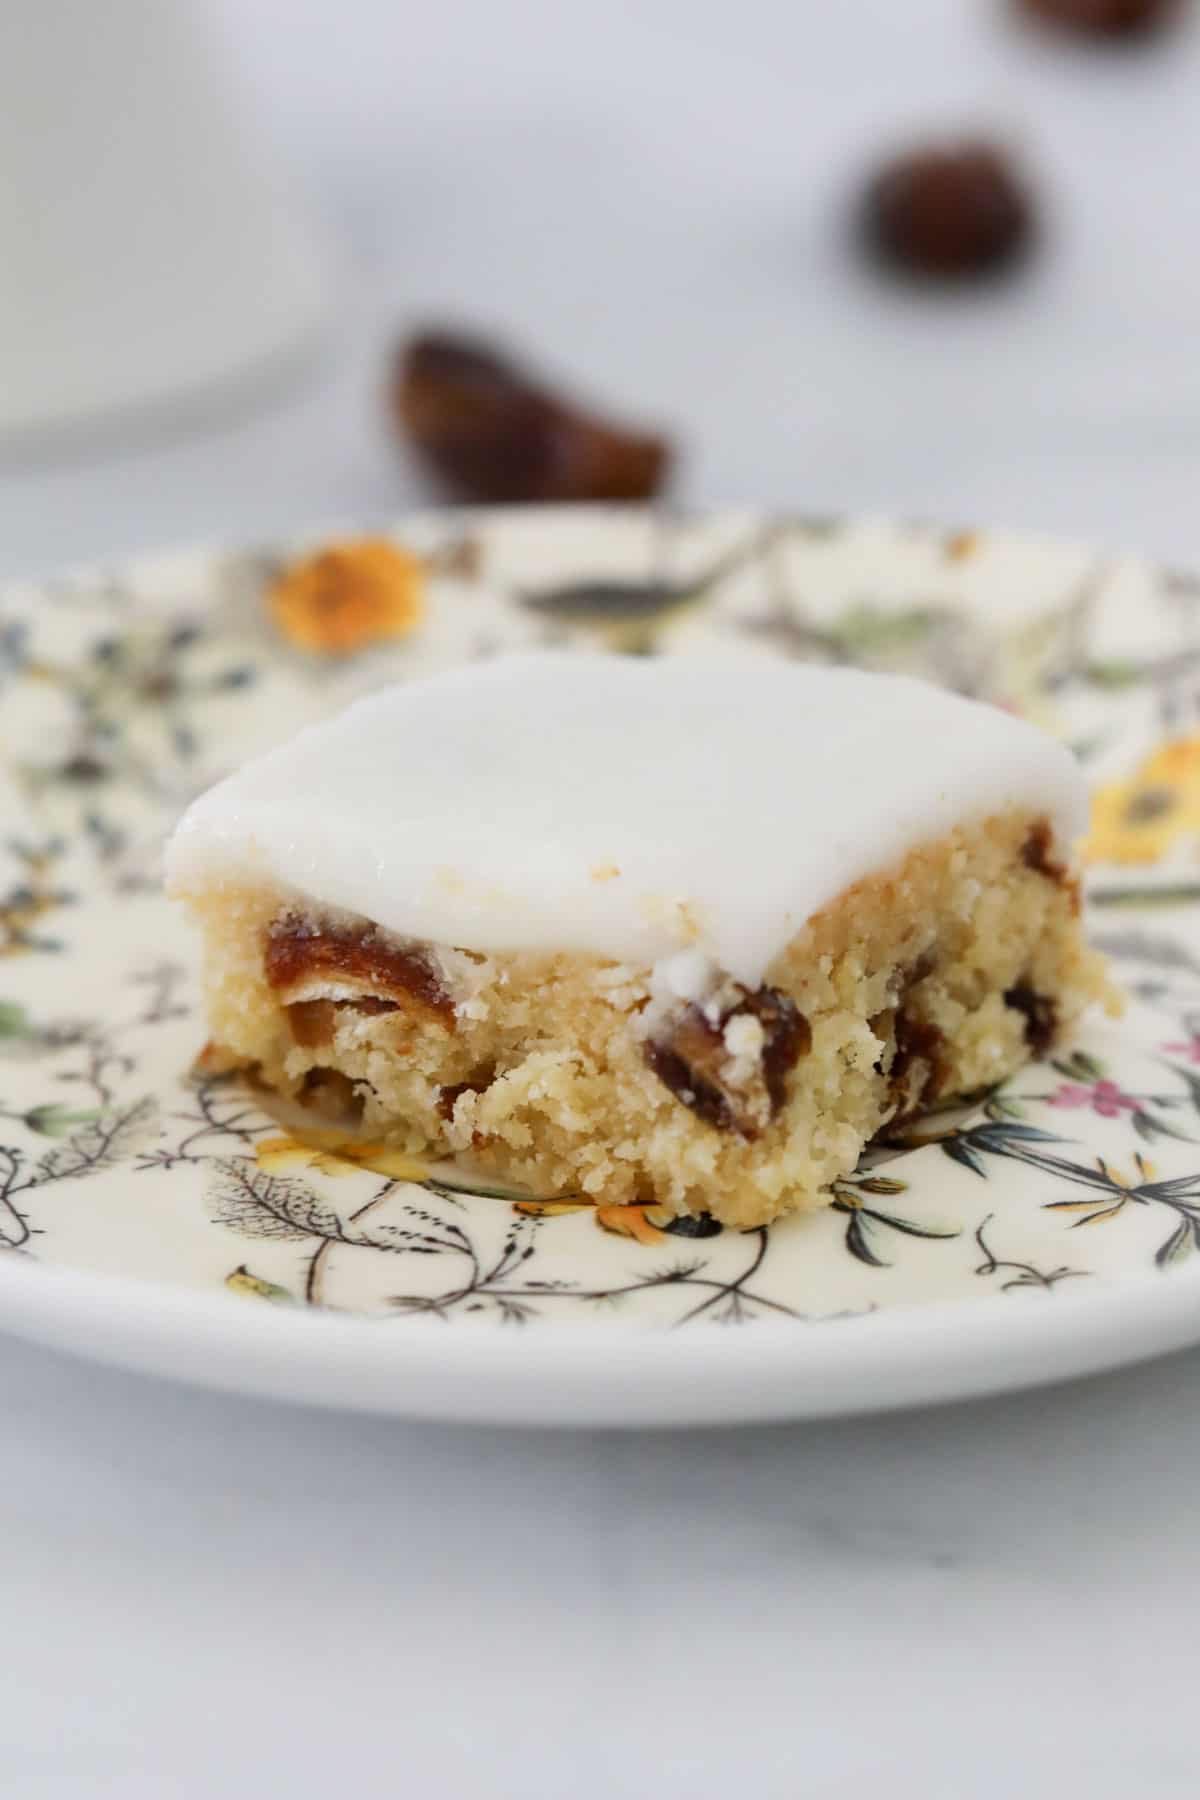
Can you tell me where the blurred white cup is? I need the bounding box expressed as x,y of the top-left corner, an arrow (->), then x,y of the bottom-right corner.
0,0 -> 331,446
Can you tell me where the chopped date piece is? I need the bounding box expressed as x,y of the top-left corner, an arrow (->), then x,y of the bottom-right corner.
1017,0 -> 1181,36
644,984 -> 809,1138
646,1013 -> 748,1135
1005,983 -> 1059,1055
265,919 -> 455,1028
286,995 -> 401,1048
437,1065 -> 496,1122
287,999 -> 336,1048
347,995 -> 405,1017
298,1067 -> 364,1121
1021,817 -> 1067,883
745,986 -> 812,1111
871,956 -> 945,1118
889,1009 -> 948,1119
863,141 -> 1034,280
437,1082 -> 475,1122
391,330 -> 672,505
1020,819 -> 1083,912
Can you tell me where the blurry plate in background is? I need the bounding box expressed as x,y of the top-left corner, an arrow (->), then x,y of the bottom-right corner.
2,507 -> 1200,1425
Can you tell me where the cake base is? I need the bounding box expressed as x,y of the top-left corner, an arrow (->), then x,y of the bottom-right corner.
183,812 -> 1112,1230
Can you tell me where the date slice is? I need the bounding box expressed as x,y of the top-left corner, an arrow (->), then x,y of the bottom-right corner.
871,957 -> 947,1121
644,985 -> 810,1138
889,1009 -> 948,1120
391,330 -> 672,505
265,919 -> 455,1030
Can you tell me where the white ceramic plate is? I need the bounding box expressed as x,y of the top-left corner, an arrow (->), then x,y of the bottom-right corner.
4,507 -> 1200,1426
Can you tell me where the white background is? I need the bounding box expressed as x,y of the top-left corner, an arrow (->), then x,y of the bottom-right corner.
4,2 -> 1200,1794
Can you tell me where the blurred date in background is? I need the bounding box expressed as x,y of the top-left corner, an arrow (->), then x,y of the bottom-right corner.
0,0 -> 1198,569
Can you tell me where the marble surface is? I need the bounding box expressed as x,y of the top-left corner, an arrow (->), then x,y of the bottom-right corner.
4,1 -> 1200,1793
8,1333 -> 1200,1797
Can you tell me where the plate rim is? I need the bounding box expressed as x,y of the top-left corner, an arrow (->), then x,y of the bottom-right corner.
3,1239 -> 1199,1426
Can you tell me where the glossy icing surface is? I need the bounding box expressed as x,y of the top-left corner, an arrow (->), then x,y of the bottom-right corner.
166,653 -> 1088,984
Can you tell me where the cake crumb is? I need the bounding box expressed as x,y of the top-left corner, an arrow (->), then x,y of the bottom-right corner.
724,1013 -> 766,1060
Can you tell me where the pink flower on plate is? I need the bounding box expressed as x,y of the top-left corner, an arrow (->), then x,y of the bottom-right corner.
1162,1037 -> 1200,1066
1048,1080 -> 1138,1118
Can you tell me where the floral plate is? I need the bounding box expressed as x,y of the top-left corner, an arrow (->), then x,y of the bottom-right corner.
4,507 -> 1200,1427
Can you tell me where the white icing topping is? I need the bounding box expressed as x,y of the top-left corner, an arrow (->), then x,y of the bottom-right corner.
656,949 -> 721,1007
165,653 -> 1088,987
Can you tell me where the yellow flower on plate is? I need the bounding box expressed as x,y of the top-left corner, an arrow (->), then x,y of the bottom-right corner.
511,1195 -> 680,1242
255,1132 -> 430,1181
268,539 -> 425,656
1088,736 -> 1200,866
594,1203 -> 668,1246
943,528 -> 982,562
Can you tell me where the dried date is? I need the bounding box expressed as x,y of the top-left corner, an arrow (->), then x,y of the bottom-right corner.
863,141 -> 1034,280
1017,0 -> 1181,37
1004,983 -> 1059,1054
391,330 -> 672,505
265,920 -> 455,1029
644,984 -> 809,1138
